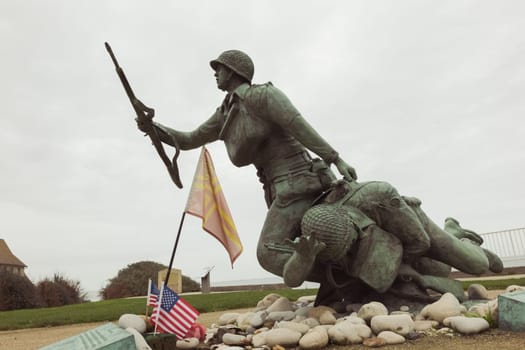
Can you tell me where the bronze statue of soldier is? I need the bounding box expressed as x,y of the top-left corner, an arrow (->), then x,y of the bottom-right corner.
134,49 -> 503,307
136,49 -> 357,277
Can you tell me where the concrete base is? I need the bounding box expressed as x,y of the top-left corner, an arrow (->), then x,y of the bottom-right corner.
39,323 -> 134,350
498,290 -> 525,332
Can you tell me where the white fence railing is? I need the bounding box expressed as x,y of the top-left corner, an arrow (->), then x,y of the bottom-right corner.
480,227 -> 525,267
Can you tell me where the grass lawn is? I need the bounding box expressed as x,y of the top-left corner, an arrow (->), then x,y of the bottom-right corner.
460,277 -> 525,290
1,277 -> 523,331
0,288 -> 317,331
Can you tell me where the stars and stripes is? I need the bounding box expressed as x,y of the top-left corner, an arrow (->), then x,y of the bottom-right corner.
151,284 -> 200,338
147,279 -> 160,307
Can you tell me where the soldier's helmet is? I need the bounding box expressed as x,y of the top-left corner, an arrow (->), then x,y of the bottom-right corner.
210,50 -> 254,83
301,204 -> 359,264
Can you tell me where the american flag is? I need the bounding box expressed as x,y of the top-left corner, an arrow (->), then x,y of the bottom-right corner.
151,284 -> 200,338
147,279 -> 160,307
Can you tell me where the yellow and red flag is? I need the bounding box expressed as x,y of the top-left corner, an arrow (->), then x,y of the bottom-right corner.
185,147 -> 243,265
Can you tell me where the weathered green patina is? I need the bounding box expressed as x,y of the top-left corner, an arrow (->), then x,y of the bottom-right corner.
39,323 -> 134,350
135,49 -> 503,306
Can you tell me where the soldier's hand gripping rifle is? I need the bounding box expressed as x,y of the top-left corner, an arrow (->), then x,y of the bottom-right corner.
105,42 -> 183,188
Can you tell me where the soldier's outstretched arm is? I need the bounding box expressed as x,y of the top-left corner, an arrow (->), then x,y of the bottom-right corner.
135,111 -> 222,150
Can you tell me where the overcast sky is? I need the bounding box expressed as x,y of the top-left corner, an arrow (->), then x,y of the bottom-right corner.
1,1 -> 524,297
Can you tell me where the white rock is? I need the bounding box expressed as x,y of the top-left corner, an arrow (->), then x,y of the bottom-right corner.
468,284 -> 489,300
314,325 -> 332,332
266,297 -> 294,312
264,328 -> 302,346
293,315 -> 307,323
176,337 -> 199,349
505,285 -> 525,293
436,327 -> 454,334
257,293 -> 282,309
468,303 -> 490,317
443,316 -> 490,334
327,321 -> 372,345
118,314 -> 146,333
236,312 -> 255,330
357,301 -> 388,322
307,306 -> 336,319
223,333 -> 248,345
399,305 -> 410,312
267,311 -> 296,321
319,310 -> 337,325
251,331 -> 268,347
414,320 -> 438,331
275,321 -> 310,334
250,311 -> 268,328
125,328 -> 152,350
295,306 -> 313,317
300,317 -> 320,328
218,313 -> 241,326
336,315 -> 366,325
419,293 -> 466,323
390,311 -> 411,316
488,298 -> 498,320
299,327 -> 329,349
377,330 -> 406,344
370,314 -> 415,336
297,295 -> 317,304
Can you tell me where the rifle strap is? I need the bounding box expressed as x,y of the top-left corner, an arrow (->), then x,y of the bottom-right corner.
149,127 -> 183,188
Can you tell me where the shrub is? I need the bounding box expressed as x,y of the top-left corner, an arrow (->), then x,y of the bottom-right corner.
0,270 -> 42,311
182,275 -> 200,292
100,261 -> 200,299
36,273 -> 86,307
99,280 -> 132,300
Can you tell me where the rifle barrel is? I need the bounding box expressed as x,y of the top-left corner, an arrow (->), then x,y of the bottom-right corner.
105,42 -> 136,102
104,42 -> 120,68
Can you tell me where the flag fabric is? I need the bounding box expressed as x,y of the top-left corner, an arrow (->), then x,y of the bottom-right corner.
151,284 -> 200,338
147,279 -> 160,307
185,146 -> 243,265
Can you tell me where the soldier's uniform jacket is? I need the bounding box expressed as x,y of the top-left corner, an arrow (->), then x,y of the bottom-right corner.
154,82 -> 339,207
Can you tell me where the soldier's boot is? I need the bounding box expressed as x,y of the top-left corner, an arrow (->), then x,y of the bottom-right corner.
445,218 -> 503,273
444,217 -> 484,245
482,247 -> 504,273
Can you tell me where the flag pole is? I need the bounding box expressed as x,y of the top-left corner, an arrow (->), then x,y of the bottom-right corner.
163,212 -> 187,287
146,279 -> 152,317
153,282 -> 166,335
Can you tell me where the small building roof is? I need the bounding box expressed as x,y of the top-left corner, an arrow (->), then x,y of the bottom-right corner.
0,239 -> 27,267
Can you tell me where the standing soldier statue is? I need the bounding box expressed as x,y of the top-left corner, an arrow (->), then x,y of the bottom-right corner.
111,48 -> 502,306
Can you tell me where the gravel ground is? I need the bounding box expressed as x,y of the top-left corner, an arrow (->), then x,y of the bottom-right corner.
1,295 -> 525,349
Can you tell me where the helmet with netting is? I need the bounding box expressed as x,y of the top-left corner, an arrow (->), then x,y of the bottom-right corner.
301,204 -> 358,263
210,50 -> 254,83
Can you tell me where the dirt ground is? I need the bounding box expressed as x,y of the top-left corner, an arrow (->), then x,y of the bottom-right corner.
1,305 -> 524,349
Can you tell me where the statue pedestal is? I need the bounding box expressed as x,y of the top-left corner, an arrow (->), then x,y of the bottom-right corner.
39,323 -> 134,350
499,290 -> 525,332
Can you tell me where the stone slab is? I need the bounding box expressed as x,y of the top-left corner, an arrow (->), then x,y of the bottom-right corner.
498,290 -> 525,332
39,322 -> 135,350
158,268 -> 182,293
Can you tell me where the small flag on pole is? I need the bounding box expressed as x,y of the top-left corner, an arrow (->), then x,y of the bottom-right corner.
185,146 -> 243,266
151,284 -> 200,338
147,279 -> 160,307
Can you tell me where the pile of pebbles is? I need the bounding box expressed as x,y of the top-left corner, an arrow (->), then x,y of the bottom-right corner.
119,284 -> 525,349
